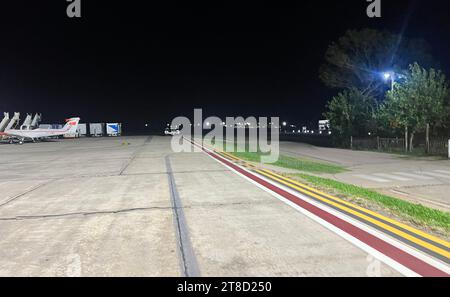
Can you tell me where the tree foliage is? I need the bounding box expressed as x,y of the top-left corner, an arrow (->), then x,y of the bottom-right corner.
319,28 -> 436,98
324,88 -> 377,145
379,63 -> 450,137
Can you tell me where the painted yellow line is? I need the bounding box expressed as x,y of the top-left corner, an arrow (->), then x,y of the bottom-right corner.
219,151 -> 257,168
212,146 -> 450,253
219,151 -> 240,161
260,168 -> 450,249
255,168 -> 450,259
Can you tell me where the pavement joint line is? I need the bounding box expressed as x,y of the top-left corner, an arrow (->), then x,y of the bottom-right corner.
0,179 -> 57,208
165,155 -> 201,277
118,136 -> 153,175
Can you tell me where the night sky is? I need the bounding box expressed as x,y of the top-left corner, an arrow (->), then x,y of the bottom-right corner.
1,1 -> 450,133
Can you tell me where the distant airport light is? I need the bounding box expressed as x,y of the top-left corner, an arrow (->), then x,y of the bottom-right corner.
282,121 -> 287,127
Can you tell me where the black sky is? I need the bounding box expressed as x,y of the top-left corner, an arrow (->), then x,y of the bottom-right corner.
1,0 -> 450,132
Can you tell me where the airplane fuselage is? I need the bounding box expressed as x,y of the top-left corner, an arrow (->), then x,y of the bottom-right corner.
3,128 -> 71,139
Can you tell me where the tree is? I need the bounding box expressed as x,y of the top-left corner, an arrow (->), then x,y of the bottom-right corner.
324,88 -> 377,146
319,28 -> 436,98
379,63 -> 450,152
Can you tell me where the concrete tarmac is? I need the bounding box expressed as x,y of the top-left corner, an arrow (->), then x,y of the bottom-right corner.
0,136 -> 399,276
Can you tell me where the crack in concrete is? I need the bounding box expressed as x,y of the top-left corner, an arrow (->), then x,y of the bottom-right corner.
0,200 -> 272,221
0,206 -> 175,221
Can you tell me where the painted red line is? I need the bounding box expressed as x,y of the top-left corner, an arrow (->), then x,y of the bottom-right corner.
201,146 -> 448,277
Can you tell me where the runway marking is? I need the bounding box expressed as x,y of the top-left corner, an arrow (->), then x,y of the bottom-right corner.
419,171 -> 450,179
394,172 -> 435,180
352,171 -> 450,183
207,151 -> 448,276
373,173 -> 411,181
353,174 -> 390,183
435,170 -> 450,175
186,138 -> 450,277
255,169 -> 449,262
216,150 -> 450,248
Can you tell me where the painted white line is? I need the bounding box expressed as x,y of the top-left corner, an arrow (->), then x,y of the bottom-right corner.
247,169 -> 450,276
434,170 -> 450,175
193,140 -> 450,276
354,174 -> 390,183
420,172 -> 450,179
394,172 -> 434,180
200,147 -> 450,276
373,173 -> 411,182
201,153 -> 416,276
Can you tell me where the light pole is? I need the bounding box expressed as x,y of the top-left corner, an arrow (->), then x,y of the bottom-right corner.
383,72 -> 395,91
383,71 -> 406,91
282,121 -> 287,133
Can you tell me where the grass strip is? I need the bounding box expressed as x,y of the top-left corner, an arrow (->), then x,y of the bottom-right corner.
290,173 -> 450,232
230,151 -> 347,174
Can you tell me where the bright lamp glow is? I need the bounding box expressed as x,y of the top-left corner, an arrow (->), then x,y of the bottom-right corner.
383,72 -> 392,80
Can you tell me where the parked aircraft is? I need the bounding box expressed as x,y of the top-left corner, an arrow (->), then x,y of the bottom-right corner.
0,117 -> 80,144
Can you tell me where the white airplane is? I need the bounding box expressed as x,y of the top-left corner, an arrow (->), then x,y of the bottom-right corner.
0,117 -> 80,144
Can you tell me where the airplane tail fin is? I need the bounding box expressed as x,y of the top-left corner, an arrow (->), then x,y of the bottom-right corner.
62,117 -> 81,134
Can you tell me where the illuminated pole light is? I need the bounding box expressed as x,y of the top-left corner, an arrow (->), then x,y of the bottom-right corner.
383,71 -> 395,91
